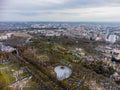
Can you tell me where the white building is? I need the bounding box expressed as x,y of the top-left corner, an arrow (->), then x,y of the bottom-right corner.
54,66 -> 72,80
0,33 -> 13,40
1,45 -> 15,53
106,34 -> 118,43
45,31 -> 61,37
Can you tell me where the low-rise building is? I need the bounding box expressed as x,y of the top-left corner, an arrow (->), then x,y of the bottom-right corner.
1,45 -> 15,53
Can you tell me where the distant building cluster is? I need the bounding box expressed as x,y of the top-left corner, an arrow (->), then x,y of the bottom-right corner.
0,22 -> 120,44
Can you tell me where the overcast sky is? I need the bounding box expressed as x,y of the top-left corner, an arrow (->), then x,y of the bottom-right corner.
0,0 -> 120,22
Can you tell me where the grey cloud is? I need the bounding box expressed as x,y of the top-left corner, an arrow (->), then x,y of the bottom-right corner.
3,0 -> 120,17
2,0 -> 120,11
53,0 -> 120,10
1,0 -> 120,21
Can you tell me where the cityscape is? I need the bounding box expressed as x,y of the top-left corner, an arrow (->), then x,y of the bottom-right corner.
0,0 -> 120,90
0,22 -> 120,90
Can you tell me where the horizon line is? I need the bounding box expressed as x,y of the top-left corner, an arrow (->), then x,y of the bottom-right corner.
0,21 -> 120,23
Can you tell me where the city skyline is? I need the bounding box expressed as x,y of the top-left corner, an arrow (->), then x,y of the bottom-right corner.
0,0 -> 120,22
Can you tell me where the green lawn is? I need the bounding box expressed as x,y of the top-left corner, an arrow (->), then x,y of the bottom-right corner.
0,63 -> 11,68
0,64 -> 24,87
0,69 -> 15,87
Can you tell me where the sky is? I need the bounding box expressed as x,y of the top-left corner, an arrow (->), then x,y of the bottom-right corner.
0,0 -> 120,22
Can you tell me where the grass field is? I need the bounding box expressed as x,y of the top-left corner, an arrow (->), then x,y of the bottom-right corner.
0,69 -> 15,87
0,63 -> 21,87
12,32 -> 32,38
